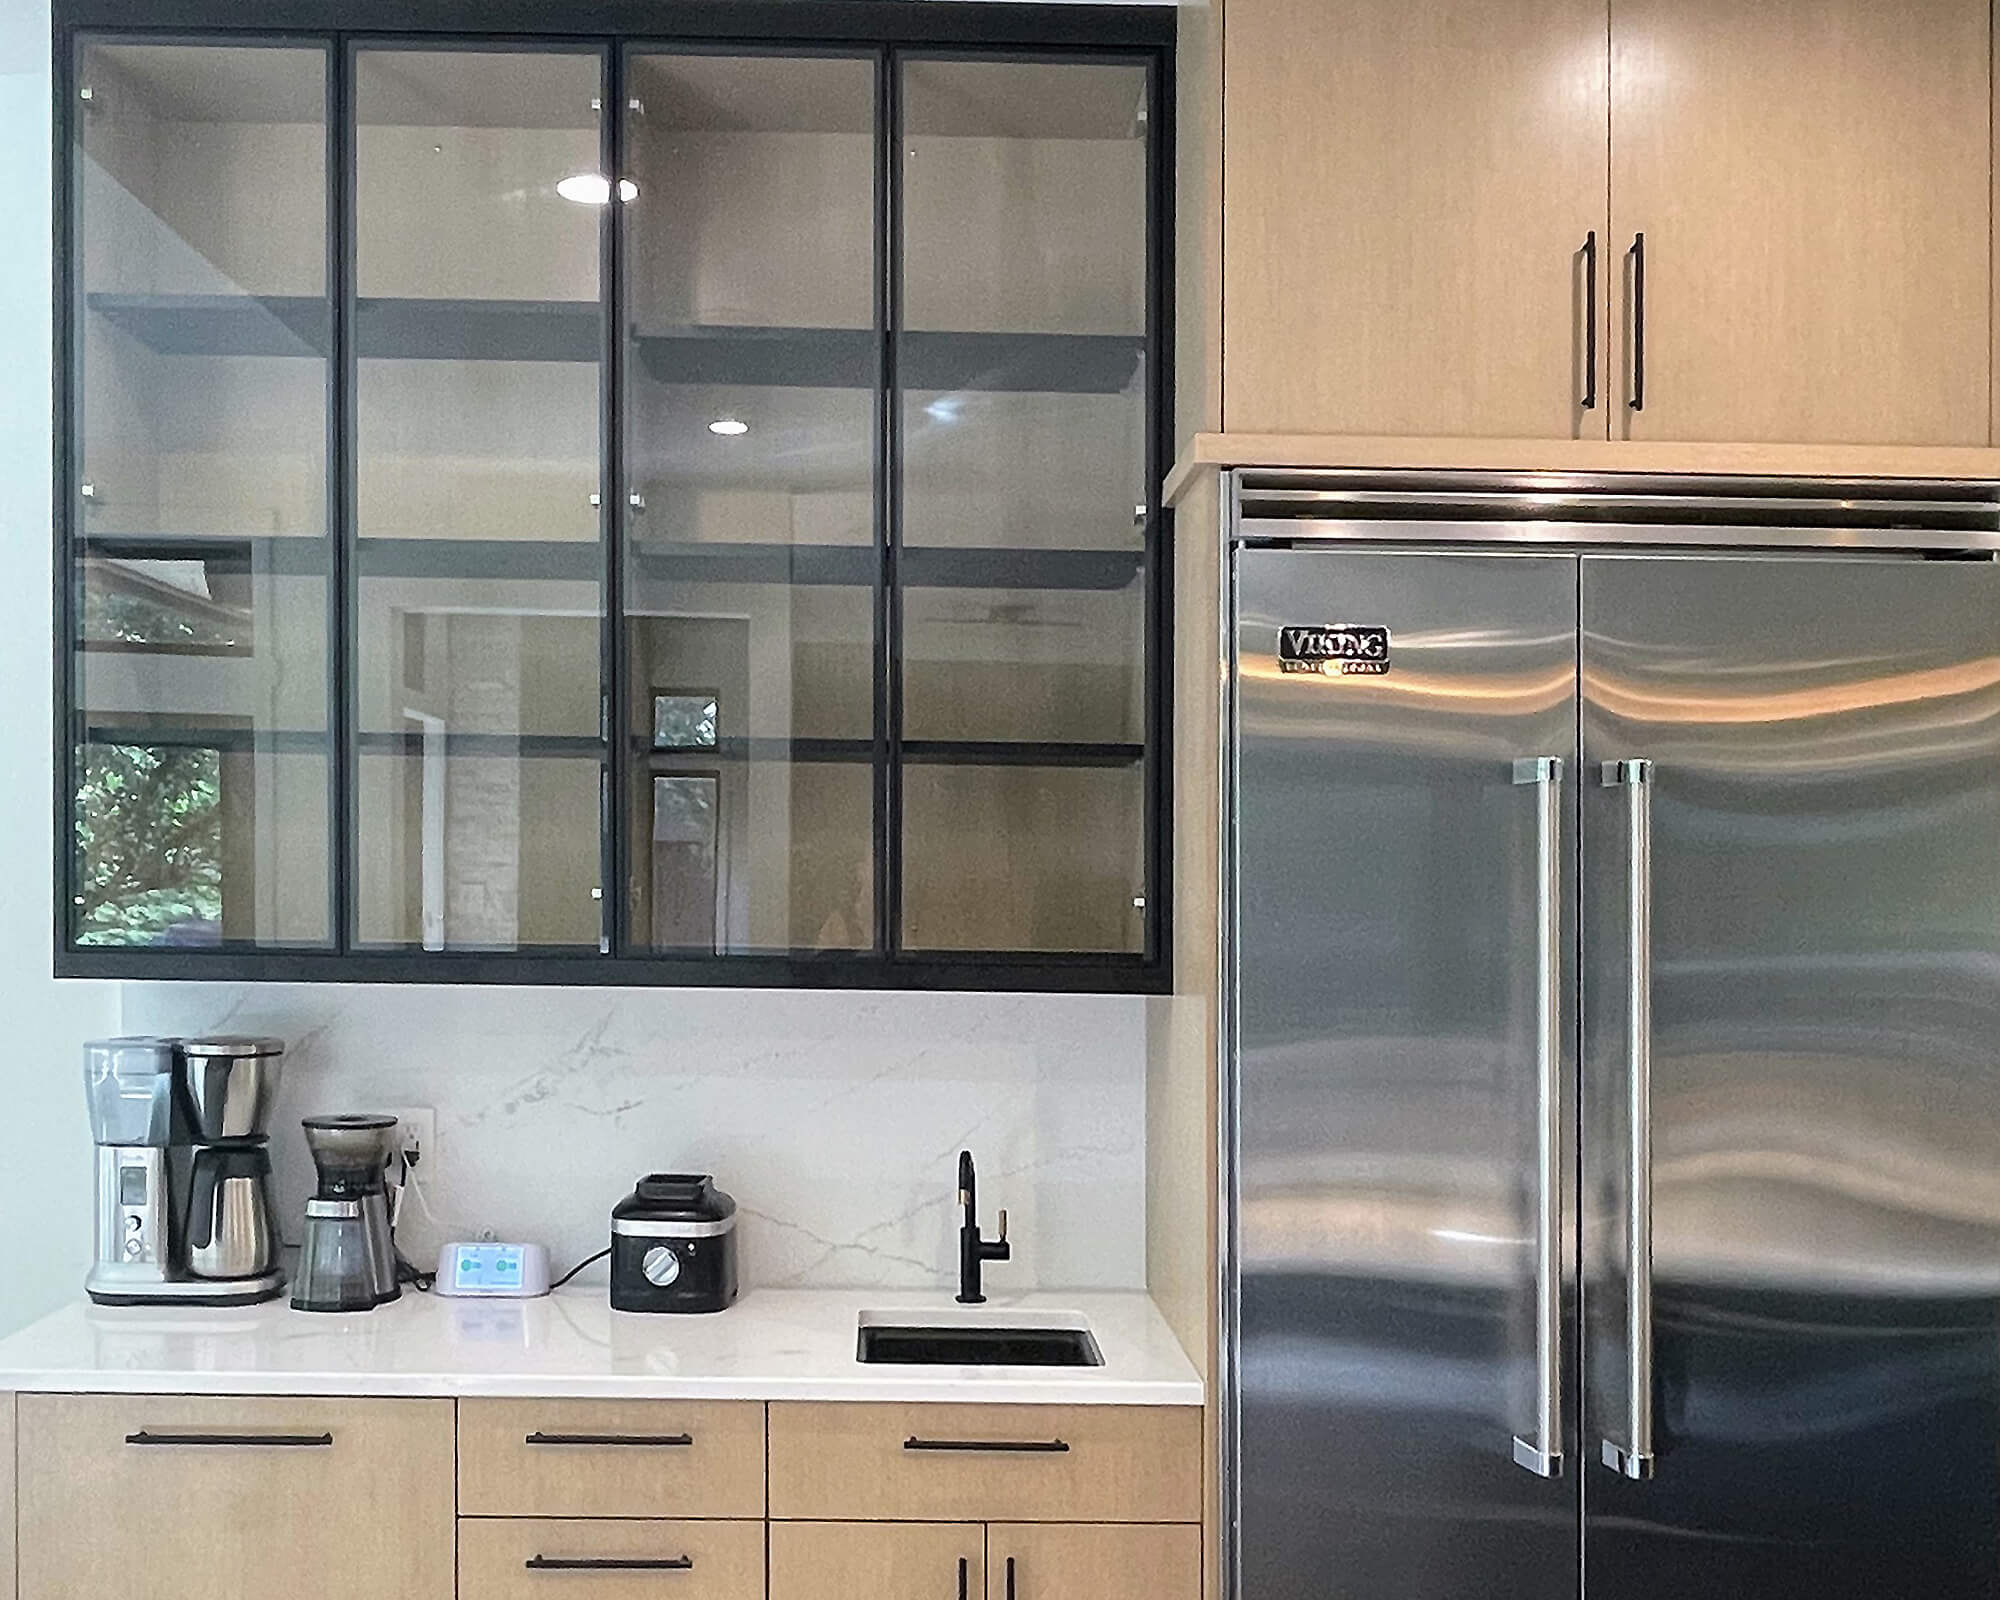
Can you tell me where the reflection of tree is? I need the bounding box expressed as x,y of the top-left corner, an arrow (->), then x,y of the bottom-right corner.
82,584 -> 241,649
75,745 -> 223,945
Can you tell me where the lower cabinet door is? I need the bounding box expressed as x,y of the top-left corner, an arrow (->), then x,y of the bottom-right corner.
16,1394 -> 454,1600
459,1518 -> 764,1600
770,1521 -> 984,1600
987,1523 -> 1200,1600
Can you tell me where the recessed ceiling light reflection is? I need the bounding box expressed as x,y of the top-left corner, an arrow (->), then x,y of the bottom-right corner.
556,173 -> 638,205
708,417 -> 749,437
925,397 -> 962,423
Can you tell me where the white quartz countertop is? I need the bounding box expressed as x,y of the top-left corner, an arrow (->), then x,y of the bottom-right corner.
0,1287 -> 1202,1406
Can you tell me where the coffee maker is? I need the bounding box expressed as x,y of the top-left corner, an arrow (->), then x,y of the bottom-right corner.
85,1037 -> 285,1307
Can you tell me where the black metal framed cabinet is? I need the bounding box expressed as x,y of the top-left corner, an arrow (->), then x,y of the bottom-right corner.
53,0 -> 1173,991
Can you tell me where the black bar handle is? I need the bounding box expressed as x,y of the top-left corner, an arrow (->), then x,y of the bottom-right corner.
125,1431 -> 333,1448
1006,1555 -> 1018,1600
958,1556 -> 969,1600
523,1431 -> 693,1448
1628,231 -> 1646,412
1581,230 -> 1598,410
903,1436 -> 1070,1453
524,1556 -> 694,1572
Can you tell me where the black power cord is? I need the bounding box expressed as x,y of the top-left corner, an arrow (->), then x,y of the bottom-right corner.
550,1246 -> 611,1290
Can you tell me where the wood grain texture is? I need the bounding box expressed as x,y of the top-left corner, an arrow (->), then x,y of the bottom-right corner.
770,1521 -> 984,1600
458,1399 -> 765,1519
1163,432 -> 2000,503
1154,465 -> 1228,1600
1175,0 -> 1224,445
767,1403 -> 1200,1524
16,1394 -> 453,1600
988,1523 -> 1202,1600
1,1394 -> 14,1600
457,1518 -> 764,1600
1611,0 -> 1990,444
1221,0 -> 1610,438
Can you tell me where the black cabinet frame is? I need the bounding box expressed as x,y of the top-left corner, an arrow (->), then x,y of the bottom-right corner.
52,0 -> 1174,992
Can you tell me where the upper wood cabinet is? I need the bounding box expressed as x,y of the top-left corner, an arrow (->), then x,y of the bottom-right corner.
1610,0 -> 1990,445
1189,0 -> 1993,449
1220,0 -> 1610,440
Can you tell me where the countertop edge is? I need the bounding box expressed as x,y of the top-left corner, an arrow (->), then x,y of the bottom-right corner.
0,1370 -> 1204,1405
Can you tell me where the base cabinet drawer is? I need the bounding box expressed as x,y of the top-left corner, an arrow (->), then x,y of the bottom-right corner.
988,1523 -> 1200,1600
770,1521 -> 984,1600
16,1394 -> 454,1600
459,1399 -> 765,1518
768,1403 -> 1201,1523
459,1519 -> 764,1600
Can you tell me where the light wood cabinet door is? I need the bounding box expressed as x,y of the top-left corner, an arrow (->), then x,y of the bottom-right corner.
15,1394 -> 453,1600
458,1398 -> 765,1519
770,1522 -> 984,1600
1222,0 -> 1611,439
459,1519 -> 764,1600
768,1403 -> 1201,1524
1611,0 -> 1990,444
987,1524 -> 1200,1600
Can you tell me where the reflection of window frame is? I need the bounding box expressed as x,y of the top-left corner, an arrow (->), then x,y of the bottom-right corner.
650,686 -> 720,751
650,769 -> 726,952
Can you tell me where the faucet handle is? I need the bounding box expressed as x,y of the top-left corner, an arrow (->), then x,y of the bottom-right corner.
997,1208 -> 1008,1243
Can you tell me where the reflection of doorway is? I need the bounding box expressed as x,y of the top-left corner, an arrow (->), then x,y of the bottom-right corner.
651,771 -> 724,951
403,710 -> 447,951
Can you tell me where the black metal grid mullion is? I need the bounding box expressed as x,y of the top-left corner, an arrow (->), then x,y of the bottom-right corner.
52,27 -> 77,964
1146,44 -> 1175,975
602,42 -> 624,955
330,36 -> 352,953
878,45 -> 904,959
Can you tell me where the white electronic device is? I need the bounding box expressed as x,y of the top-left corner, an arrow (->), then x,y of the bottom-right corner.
434,1241 -> 552,1298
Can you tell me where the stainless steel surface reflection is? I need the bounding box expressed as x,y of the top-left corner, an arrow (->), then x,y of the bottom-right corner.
1234,549 -> 1579,1600
1580,555 -> 2000,1597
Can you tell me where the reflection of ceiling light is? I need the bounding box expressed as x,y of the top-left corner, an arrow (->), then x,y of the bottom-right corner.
708,417 -> 749,437
924,397 -> 962,423
556,173 -> 638,205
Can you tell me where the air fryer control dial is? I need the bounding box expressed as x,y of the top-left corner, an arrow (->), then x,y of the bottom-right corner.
641,1244 -> 682,1287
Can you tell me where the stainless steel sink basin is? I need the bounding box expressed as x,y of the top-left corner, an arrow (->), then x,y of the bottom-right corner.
855,1310 -> 1104,1367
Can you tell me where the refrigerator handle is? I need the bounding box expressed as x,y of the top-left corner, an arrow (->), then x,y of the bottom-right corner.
1600,758 -> 1657,1481
1511,756 -> 1565,1479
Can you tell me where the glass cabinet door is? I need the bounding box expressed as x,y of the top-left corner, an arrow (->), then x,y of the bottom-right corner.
71,41 -> 334,948
351,47 -> 608,952
620,51 -> 879,955
896,57 -> 1153,954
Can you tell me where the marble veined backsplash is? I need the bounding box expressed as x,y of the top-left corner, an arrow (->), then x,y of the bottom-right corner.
117,984 -> 1147,1293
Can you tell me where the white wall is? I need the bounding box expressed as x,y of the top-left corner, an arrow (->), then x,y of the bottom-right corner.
0,0 -> 119,1337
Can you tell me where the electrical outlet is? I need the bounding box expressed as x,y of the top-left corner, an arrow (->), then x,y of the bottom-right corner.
384,1107 -> 437,1175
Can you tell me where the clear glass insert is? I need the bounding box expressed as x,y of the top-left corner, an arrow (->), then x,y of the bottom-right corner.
352,47 -> 607,951
621,50 -> 879,954
72,42 -> 333,947
897,56 -> 1151,954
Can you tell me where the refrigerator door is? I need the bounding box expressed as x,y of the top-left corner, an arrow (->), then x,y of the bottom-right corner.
1233,548 -> 1579,1600
1580,554 -> 2000,1598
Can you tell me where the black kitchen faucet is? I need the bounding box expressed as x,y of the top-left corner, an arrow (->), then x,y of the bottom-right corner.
956,1148 -> 1010,1304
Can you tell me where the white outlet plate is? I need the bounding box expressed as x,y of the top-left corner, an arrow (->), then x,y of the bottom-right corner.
384,1107 -> 437,1175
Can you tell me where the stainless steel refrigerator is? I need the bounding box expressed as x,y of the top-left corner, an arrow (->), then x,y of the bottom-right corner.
1224,473 -> 2000,1600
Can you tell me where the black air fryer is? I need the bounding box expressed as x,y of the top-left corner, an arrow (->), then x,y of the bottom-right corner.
610,1173 -> 739,1313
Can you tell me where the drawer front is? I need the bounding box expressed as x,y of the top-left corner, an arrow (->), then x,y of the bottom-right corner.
459,1399 -> 765,1518
459,1519 -> 763,1600
770,1521 -> 984,1600
767,1403 -> 1201,1523
988,1524 -> 1201,1600
17,1393 -> 453,1600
